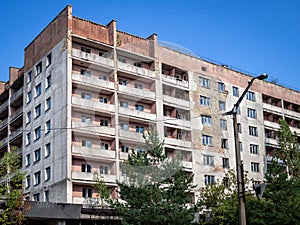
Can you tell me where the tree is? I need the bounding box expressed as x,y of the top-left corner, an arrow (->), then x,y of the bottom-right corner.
0,148 -> 26,225
112,127 -> 196,225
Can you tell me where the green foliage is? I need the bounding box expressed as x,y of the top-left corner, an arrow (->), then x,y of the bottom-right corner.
93,173 -> 110,207
0,148 -> 26,225
112,127 -> 196,225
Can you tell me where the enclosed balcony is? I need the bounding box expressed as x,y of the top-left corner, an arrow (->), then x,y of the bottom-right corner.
164,127 -> 192,148
163,85 -> 190,109
161,63 -> 189,88
163,105 -> 191,127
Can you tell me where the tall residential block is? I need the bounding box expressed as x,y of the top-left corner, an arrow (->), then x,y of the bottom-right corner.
1,5 -> 300,204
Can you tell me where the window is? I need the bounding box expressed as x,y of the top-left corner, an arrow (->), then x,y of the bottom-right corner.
45,75 -> 51,89
44,190 -> 49,202
26,132 -> 31,145
219,101 -> 226,111
201,115 -> 211,126
200,96 -> 211,106
218,82 -> 225,92
199,76 -> 210,88
222,158 -> 229,168
45,120 -> 51,134
45,143 -> 51,157
46,53 -> 52,67
100,119 -> 109,127
246,91 -> 255,101
99,75 -> 107,80
247,108 -> 257,118
81,47 -> 91,53
120,101 -> 128,108
45,97 -> 51,111
249,126 -> 258,136
80,69 -> 91,77
221,139 -> 229,149
36,61 -> 42,75
81,93 -> 91,100
34,127 -> 41,141
82,188 -> 92,198
99,96 -> 109,103
25,154 -> 31,167
250,144 -> 259,154
81,164 -> 92,173
238,123 -> 242,133
100,165 -> 109,175
121,145 -> 129,153
251,162 -> 260,172
119,79 -> 127,86
201,66 -> 207,71
239,142 -> 243,151
27,71 -> 32,83
220,119 -> 227,130
203,155 -> 214,166
45,167 -> 51,181
134,83 -> 143,89
82,140 -> 92,148
135,104 -> 144,112
25,175 -> 31,188
204,175 -> 215,185
233,86 -> 239,97
136,126 -> 144,134
26,111 -> 32,124
81,116 -> 92,124
134,62 -> 143,68
121,123 -> 129,131
34,104 -> 41,118
101,143 -> 109,150
118,57 -> 127,63
33,171 -> 41,186
34,149 -> 41,163
33,193 -> 40,202
202,135 -> 213,146
27,91 -> 32,104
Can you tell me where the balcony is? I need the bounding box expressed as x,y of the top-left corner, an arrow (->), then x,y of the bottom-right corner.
117,61 -> 155,79
72,73 -> 114,90
119,107 -> 156,121
163,116 -> 191,128
118,85 -> 155,99
10,108 -> 23,122
264,120 -> 280,129
0,137 -> 8,147
10,128 -> 22,141
72,121 -> 115,136
10,87 -> 23,105
164,137 -> 192,148
72,171 -> 117,183
162,75 -> 188,88
119,130 -> 145,142
72,49 -> 114,68
120,152 -> 128,160
72,145 -> 116,159
163,95 -> 190,108
72,97 -> 115,113
182,161 -> 193,169
0,100 -> 8,114
0,118 -> 8,131
263,103 -> 283,114
265,137 -> 279,147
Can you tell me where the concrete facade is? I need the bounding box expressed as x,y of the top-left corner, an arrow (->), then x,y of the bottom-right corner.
1,5 -> 300,205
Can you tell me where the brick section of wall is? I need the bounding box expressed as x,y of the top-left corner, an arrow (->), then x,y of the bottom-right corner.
24,5 -> 71,72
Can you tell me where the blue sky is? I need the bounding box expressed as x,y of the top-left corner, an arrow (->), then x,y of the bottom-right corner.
0,0 -> 299,90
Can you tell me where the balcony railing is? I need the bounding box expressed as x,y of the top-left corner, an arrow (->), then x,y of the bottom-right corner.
10,108 -> 23,122
0,118 -> 8,131
72,49 -> 114,68
72,121 -> 116,136
0,100 -> 8,114
119,130 -> 145,142
10,87 -> 23,105
72,145 -> 116,159
117,61 -> 155,79
72,97 -> 115,113
72,171 -> 117,183
182,161 -> 193,169
162,75 -> 189,88
10,128 -> 22,141
164,137 -> 192,148
163,116 -> 191,128
72,73 -> 114,90
118,85 -> 155,99
163,95 -> 190,108
119,107 -> 156,121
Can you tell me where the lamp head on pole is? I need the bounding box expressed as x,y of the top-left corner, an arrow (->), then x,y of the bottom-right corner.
255,73 -> 268,80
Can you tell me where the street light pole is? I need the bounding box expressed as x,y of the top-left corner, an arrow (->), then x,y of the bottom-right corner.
225,73 -> 268,225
